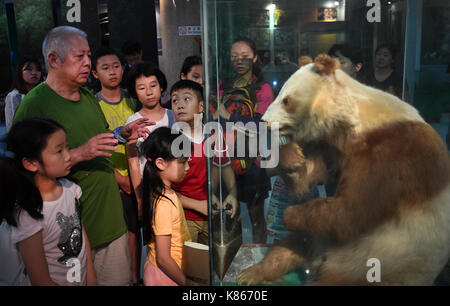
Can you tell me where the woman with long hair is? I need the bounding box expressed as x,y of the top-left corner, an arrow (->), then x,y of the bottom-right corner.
4,56 -> 44,131
213,37 -> 274,243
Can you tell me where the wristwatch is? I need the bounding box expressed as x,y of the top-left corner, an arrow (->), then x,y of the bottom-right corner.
112,126 -> 128,144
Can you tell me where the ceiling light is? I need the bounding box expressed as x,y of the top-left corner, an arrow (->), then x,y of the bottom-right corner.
266,3 -> 276,11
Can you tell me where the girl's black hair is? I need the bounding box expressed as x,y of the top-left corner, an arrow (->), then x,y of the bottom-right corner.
231,37 -> 264,83
125,62 -> 168,99
180,55 -> 202,78
11,55 -> 44,94
141,127 -> 189,245
0,118 -> 65,226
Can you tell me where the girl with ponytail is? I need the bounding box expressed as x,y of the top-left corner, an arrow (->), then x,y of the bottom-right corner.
141,127 -> 191,286
0,118 -> 96,286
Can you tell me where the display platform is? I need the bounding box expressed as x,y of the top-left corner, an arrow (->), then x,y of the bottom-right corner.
214,244 -> 308,286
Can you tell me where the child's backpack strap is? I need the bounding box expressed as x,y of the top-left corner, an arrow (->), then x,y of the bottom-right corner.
167,109 -> 176,128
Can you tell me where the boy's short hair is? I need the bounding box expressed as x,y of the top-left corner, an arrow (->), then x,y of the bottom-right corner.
91,46 -> 123,71
126,62 -> 167,99
170,79 -> 204,102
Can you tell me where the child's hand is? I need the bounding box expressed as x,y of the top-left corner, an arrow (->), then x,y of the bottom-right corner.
223,194 -> 239,219
211,194 -> 220,216
120,118 -> 155,141
211,194 -> 239,219
212,110 -> 219,121
218,104 -> 231,120
212,104 -> 230,121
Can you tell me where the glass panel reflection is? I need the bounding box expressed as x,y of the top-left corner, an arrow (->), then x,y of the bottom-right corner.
204,0 -> 450,286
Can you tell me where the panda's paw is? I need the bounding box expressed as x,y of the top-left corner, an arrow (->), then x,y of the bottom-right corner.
237,264 -> 283,286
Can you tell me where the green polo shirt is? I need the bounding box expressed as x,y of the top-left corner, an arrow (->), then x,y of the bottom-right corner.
13,83 -> 127,248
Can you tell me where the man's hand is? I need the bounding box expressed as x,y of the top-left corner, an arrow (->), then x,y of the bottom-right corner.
70,133 -> 118,165
119,118 -> 155,141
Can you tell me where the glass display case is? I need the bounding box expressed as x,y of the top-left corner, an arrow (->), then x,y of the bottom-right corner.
1,0 -> 449,288
202,0 -> 450,286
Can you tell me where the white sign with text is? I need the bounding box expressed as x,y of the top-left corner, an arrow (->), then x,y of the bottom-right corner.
178,26 -> 201,36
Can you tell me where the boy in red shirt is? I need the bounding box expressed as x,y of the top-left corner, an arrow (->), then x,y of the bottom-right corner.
170,80 -> 238,245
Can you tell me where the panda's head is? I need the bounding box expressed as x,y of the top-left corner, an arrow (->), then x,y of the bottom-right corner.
262,54 -> 357,143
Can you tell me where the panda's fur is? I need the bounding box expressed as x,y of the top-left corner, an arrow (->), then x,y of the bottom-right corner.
237,55 -> 450,285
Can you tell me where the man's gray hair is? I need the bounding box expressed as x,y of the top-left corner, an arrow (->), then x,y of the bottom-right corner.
42,26 -> 88,70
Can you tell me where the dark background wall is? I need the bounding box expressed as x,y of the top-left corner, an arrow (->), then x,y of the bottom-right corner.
108,0 -> 158,65
59,0 -> 158,65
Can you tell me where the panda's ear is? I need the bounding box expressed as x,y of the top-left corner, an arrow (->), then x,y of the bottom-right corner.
314,54 -> 340,75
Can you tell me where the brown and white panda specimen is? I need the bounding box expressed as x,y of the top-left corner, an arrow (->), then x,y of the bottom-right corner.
237,55 -> 450,285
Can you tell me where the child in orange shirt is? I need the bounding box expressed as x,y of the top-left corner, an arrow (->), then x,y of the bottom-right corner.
141,127 -> 191,286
